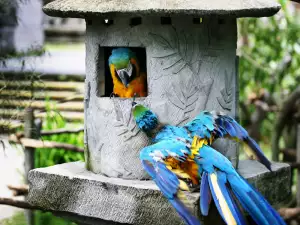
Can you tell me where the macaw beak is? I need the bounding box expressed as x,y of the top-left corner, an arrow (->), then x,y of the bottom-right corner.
116,63 -> 133,88
117,70 -> 130,87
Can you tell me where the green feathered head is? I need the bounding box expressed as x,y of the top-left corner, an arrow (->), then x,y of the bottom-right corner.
132,102 -> 158,132
108,48 -> 138,87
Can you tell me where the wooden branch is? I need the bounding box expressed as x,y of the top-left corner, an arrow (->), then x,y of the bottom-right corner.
278,207 -> 300,221
272,87 -> 300,161
0,197 -> 42,210
291,0 -> 300,4
9,135 -> 84,152
7,184 -> 29,196
281,148 -> 296,158
15,127 -> 84,139
41,127 -> 84,136
287,162 -> 300,169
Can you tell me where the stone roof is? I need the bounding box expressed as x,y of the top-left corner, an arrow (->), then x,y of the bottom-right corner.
43,0 -> 281,18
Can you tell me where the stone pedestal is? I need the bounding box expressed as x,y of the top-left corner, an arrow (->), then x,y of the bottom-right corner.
28,160 -> 291,225
0,0 -> 44,55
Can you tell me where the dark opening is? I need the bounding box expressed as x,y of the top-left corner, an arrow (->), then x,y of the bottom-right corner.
99,47 -> 148,98
86,19 -> 93,25
218,18 -> 225,25
130,17 -> 142,27
161,17 -> 172,25
103,19 -> 114,26
193,18 -> 203,24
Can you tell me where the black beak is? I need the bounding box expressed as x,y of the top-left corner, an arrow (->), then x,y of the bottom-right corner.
132,101 -> 137,107
118,70 -> 130,87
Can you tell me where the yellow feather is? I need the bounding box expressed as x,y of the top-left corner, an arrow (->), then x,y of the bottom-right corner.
243,145 -> 258,160
210,173 -> 237,225
172,169 -> 191,179
179,180 -> 190,191
166,165 -> 173,170
191,136 -> 208,158
177,190 -> 191,206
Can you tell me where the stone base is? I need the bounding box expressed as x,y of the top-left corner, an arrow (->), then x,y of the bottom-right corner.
28,160 -> 291,225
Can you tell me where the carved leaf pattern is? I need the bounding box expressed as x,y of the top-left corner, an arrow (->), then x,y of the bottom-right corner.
167,76 -> 214,125
113,99 -> 140,141
150,27 -> 221,80
217,71 -> 234,111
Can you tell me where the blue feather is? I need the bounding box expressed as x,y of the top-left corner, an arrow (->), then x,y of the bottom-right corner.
169,198 -> 202,225
216,171 -> 247,225
228,174 -> 282,225
200,172 -> 211,216
207,173 -> 226,223
246,179 -> 285,225
245,137 -> 272,171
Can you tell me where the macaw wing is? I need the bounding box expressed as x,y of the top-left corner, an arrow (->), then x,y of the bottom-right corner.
214,112 -> 272,171
184,111 -> 215,140
140,139 -> 201,225
196,143 -> 284,225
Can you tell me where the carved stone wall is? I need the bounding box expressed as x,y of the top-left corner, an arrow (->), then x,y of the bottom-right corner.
85,16 -> 238,179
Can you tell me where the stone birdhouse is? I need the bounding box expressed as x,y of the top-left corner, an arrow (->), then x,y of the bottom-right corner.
43,0 -> 280,180
28,1 -> 291,225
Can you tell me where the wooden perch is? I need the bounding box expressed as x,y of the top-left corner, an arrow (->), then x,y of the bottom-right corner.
15,127 -> 84,139
281,148 -> 296,158
7,184 -> 29,196
41,127 -> 84,136
291,0 -> 300,4
0,197 -> 41,210
9,135 -> 84,152
272,87 -> 300,161
278,207 -> 300,221
287,162 -> 300,170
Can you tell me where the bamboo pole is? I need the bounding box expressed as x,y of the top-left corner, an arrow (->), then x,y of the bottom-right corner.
24,108 -> 35,225
297,125 -> 300,207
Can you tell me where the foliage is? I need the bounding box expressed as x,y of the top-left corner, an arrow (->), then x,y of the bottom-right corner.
238,0 -> 300,142
1,211 -> 76,225
239,1 -> 300,99
35,101 -> 84,168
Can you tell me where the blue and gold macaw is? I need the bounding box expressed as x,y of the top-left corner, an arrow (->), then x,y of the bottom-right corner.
108,48 -> 147,98
132,102 -> 284,225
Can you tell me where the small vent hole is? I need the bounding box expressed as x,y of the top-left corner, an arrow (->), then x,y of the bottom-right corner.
161,17 -> 172,25
130,17 -> 142,27
193,18 -> 203,24
103,19 -> 114,26
218,18 -> 225,25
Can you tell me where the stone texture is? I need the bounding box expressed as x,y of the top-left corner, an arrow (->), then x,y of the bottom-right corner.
43,0 -> 280,18
28,160 -> 291,225
84,16 -> 239,179
0,0 -> 44,54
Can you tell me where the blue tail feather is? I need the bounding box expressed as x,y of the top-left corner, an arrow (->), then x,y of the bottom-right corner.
169,198 -> 202,225
207,173 -> 227,223
242,177 -> 286,225
216,171 -> 247,225
245,137 -> 272,171
200,172 -> 211,216
142,160 -> 202,225
228,174 -> 286,225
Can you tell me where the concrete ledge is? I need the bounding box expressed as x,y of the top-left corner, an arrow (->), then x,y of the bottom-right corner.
28,160 -> 291,225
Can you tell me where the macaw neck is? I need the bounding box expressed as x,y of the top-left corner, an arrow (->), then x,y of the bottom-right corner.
110,64 -> 124,87
145,123 -> 164,139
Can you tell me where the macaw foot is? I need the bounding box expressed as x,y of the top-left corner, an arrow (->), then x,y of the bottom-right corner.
181,178 -> 200,192
189,184 -> 200,192
109,92 -> 119,98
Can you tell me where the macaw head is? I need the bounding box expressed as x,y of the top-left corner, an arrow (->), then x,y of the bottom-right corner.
108,48 -> 140,88
132,102 -> 158,132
